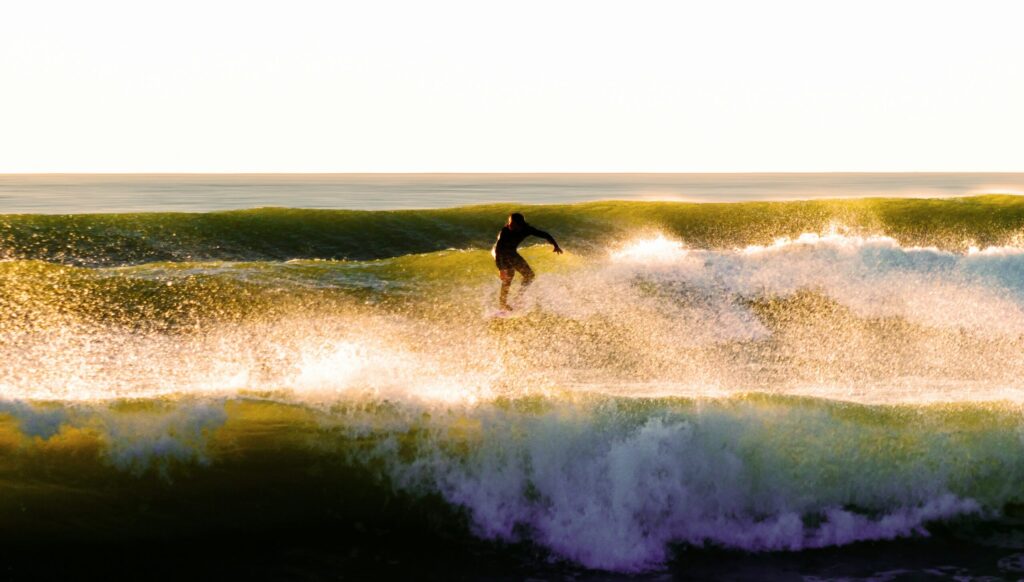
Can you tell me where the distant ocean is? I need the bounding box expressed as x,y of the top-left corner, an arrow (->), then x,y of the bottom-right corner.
2,172 -> 1023,213
5,173 -> 1024,579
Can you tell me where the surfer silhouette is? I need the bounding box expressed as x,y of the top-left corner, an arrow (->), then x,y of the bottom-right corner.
493,212 -> 562,311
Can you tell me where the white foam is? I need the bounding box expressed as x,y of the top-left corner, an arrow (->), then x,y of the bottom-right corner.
371,401 -> 993,572
607,231 -> 1024,336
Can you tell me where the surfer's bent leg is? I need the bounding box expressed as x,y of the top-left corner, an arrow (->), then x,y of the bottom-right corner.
516,259 -> 535,288
498,268 -> 514,310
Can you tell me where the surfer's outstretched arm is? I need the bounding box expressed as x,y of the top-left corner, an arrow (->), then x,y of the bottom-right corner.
529,227 -> 563,253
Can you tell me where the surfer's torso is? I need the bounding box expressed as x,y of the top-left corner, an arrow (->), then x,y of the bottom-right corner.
493,225 -> 554,263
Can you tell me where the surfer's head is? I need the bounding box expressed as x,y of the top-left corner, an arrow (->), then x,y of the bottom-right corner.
507,212 -> 526,230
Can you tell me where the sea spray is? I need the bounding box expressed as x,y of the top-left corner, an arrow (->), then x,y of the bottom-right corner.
5,198 -> 1024,572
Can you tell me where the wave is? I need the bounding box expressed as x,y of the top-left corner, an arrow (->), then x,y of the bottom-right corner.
0,393 -> 1022,572
4,195 -> 1024,265
5,227 -> 1024,402
6,196 -> 1024,572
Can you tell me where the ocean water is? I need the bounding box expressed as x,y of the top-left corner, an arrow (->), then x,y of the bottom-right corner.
5,175 -> 1024,579
2,172 -> 1024,213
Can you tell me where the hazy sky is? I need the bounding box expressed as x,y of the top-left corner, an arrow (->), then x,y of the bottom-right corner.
2,0 -> 1022,172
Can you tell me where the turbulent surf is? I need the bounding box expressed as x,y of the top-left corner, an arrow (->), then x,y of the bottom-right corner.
5,196 -> 1024,575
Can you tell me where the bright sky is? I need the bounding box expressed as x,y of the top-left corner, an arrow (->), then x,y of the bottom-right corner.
1,0 -> 1022,172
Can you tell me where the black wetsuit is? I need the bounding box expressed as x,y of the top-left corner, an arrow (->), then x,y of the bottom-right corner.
493,225 -> 556,271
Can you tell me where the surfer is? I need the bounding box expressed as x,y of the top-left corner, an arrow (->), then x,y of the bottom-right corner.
493,212 -> 562,311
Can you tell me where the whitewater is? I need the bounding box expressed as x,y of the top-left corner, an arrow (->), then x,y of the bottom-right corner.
5,194 -> 1024,577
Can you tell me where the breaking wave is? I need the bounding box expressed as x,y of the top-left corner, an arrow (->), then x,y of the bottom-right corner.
5,196 -> 1024,572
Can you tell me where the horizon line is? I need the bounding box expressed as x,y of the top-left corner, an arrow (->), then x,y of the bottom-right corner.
3,170 -> 1024,176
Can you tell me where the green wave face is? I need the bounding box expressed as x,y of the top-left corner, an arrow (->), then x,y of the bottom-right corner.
6,197 -> 1024,572
4,196 -> 1024,265
1,394 -> 1022,572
